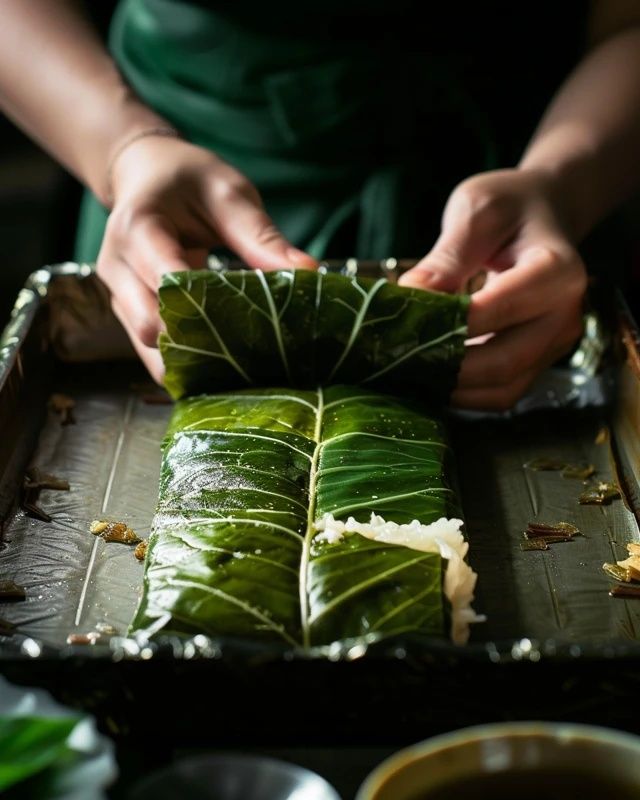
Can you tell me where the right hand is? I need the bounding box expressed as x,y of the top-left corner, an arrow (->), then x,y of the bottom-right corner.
96,135 -> 316,382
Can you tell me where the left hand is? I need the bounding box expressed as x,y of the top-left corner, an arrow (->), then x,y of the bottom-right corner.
400,169 -> 588,410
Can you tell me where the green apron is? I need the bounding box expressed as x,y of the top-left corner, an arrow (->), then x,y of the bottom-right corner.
75,0 -> 496,263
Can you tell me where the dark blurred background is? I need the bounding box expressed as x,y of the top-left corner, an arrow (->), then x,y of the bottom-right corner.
0,4 -> 117,327
0,2 -> 637,331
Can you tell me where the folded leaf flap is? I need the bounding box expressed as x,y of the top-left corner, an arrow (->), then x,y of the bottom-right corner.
159,270 -> 469,400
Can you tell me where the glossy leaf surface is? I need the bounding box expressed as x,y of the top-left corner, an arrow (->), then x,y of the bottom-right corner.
159,270 -> 469,400
132,387 -> 461,647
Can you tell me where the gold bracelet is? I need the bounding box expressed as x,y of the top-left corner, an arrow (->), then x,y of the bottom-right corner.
105,125 -> 181,205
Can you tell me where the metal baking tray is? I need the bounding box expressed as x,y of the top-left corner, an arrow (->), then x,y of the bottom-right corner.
1,263 -> 640,746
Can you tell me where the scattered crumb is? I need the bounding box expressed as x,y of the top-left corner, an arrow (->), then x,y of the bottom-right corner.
48,393 -> 76,425
610,584 -> 640,599
90,520 -> 140,545
67,632 -> 100,645
521,540 -> 549,551
580,483 -> 620,505
0,581 -> 26,601
94,622 -> 118,636
134,540 -> 148,561
603,562 -> 636,583
524,457 -> 566,471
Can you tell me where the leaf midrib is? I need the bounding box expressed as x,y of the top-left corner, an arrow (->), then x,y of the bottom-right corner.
299,387 -> 324,648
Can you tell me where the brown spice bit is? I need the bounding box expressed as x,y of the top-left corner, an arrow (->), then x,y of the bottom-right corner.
94,622 -> 118,636
579,483 -> 621,505
617,556 -> 640,582
561,463 -> 595,480
0,617 -> 15,636
66,632 -> 101,645
526,521 -> 580,538
595,426 -> 609,445
48,393 -> 76,425
22,492 -> 52,523
24,467 -> 69,492
521,540 -> 549,551
610,584 -> 640,599
0,581 -> 26,601
134,540 -> 148,561
524,457 -> 566,471
603,562 -> 635,583
90,520 -> 140,545
537,534 -> 574,544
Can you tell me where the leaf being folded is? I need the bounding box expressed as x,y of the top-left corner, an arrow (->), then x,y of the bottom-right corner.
159,270 -> 469,400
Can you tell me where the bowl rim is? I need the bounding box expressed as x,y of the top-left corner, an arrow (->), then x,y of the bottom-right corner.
355,721 -> 640,800
130,751 -> 342,800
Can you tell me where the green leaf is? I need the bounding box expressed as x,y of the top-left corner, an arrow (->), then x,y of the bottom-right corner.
158,270 -> 469,401
131,387 -> 471,648
0,716 -> 78,792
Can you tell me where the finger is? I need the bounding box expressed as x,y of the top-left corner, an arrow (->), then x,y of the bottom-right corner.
112,299 -> 165,385
125,214 -> 196,291
457,310 -> 582,391
208,180 -> 317,271
467,245 -> 586,338
97,257 -> 163,349
400,184 -> 517,292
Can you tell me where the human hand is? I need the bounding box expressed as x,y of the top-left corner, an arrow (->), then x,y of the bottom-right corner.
96,136 -> 316,382
399,169 -> 588,410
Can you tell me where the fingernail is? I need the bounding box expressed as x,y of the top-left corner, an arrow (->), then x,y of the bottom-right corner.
399,269 -> 437,288
286,247 -> 317,269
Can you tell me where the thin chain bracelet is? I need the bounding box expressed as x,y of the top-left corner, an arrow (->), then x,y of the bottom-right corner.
105,126 -> 182,205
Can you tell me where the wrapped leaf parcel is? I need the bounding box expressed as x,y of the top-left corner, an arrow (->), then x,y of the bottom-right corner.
131,388 -> 482,646
159,270 -> 469,400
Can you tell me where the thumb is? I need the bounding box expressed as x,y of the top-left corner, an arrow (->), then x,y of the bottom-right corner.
400,186 -> 512,292
211,178 -> 316,271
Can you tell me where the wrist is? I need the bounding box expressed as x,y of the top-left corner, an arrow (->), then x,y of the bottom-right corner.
516,161 -> 590,242
104,125 -> 181,206
81,84 -> 177,206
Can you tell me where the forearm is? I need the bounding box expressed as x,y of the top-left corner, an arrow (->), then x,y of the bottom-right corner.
0,0 -> 170,205
520,26 -> 640,241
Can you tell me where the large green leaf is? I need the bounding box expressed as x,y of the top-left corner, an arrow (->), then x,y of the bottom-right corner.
158,270 -> 469,400
131,387 -> 478,648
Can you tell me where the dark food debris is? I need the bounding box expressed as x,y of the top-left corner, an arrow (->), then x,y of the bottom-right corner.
90,520 -> 141,545
525,522 -> 580,538
95,622 -> 118,636
603,562 -> 637,583
522,521 -> 580,549
21,467 -> 70,522
24,467 -> 70,492
134,540 -> 148,561
579,482 -> 621,505
67,632 -> 101,646
524,457 -> 566,471
609,584 -> 640,599
0,581 -> 26,601
22,492 -> 52,523
561,463 -> 596,480
48,393 -> 76,425
521,540 -> 549,551
603,545 -> 640,585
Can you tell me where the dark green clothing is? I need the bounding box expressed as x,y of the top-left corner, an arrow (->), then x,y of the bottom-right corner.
75,1 -> 585,263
